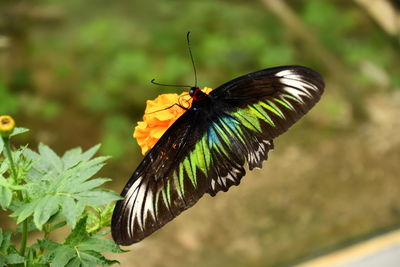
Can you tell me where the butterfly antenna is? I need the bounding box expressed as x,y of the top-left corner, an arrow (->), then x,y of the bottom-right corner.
151,79 -> 192,88
186,31 -> 198,87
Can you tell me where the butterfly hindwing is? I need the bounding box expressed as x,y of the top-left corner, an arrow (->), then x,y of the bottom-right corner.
112,109 -> 214,245
112,65 -> 324,245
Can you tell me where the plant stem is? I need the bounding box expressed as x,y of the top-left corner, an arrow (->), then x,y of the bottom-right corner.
3,137 -> 17,181
2,136 -> 28,256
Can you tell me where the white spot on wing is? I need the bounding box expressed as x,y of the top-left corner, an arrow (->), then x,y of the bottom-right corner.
281,79 -> 314,97
282,87 -> 306,103
125,176 -> 143,238
143,189 -> 155,224
125,176 -> 148,233
276,69 -> 295,77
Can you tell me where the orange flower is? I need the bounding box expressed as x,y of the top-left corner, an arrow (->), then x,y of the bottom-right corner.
134,87 -> 212,155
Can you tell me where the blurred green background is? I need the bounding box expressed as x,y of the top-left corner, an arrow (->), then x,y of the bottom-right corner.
1,0 -> 400,266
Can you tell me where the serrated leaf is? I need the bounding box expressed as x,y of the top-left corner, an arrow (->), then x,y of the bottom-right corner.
0,231 -> 11,253
38,239 -> 59,250
65,257 -> 81,267
24,148 -> 49,178
5,253 -> 25,264
77,160 -> 106,181
10,127 -> 29,137
65,217 -> 90,246
81,144 -> 101,161
75,190 -> 121,206
93,229 -> 111,238
69,178 -> 111,194
50,246 -> 76,267
38,143 -> 63,174
80,250 -> 114,267
59,165 -> 105,194
33,195 -> 62,229
0,186 -> 12,210
62,147 -> 83,170
49,221 -> 67,232
15,199 -> 40,223
77,238 -> 123,253
61,197 -> 78,228
0,160 -> 7,175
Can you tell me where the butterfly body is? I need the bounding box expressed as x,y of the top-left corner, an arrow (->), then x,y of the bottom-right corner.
112,65 -> 324,245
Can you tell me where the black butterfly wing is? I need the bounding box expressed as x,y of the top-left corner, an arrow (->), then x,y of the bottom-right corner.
112,65 -> 324,245
112,109 -> 212,245
205,65 -> 324,194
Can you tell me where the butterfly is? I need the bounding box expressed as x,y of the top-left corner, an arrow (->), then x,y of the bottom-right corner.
111,64 -> 325,245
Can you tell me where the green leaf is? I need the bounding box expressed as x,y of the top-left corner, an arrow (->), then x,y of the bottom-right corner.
38,143 -> 63,174
0,231 -> 11,253
49,221 -> 67,232
33,195 -> 62,229
61,197 -> 78,228
19,144 -> 119,235
50,246 -> 76,267
65,257 -> 81,267
65,217 -> 90,246
77,238 -> 123,253
81,144 -> 101,161
38,239 -> 59,250
24,148 -> 50,179
10,127 -> 29,137
62,147 -> 82,170
5,253 -> 25,264
0,182 -> 12,210
80,250 -> 118,267
0,159 -> 7,174
75,190 -> 121,206
15,199 -> 40,224
69,178 -> 111,194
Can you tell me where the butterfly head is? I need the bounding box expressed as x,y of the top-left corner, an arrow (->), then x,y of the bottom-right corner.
189,86 -> 207,101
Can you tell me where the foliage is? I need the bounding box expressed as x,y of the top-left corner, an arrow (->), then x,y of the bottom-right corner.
0,127 -> 124,266
1,0 -> 399,161
1,0 -> 400,265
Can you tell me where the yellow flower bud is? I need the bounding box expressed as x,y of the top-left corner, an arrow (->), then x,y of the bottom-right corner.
0,115 -> 15,137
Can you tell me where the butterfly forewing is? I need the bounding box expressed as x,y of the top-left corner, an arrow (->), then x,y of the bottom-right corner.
112,65 -> 324,245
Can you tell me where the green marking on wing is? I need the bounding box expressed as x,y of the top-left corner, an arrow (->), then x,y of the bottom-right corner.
250,103 -> 275,127
274,97 -> 294,111
166,180 -> 171,205
194,140 -> 207,175
176,167 -> 184,198
184,156 -> 197,188
211,123 -> 230,146
175,134 -> 211,196
267,100 -> 285,118
200,135 -> 212,169
232,109 -> 262,133
209,123 -> 234,159
218,117 -> 247,145
283,93 -> 303,103
161,186 -> 169,208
